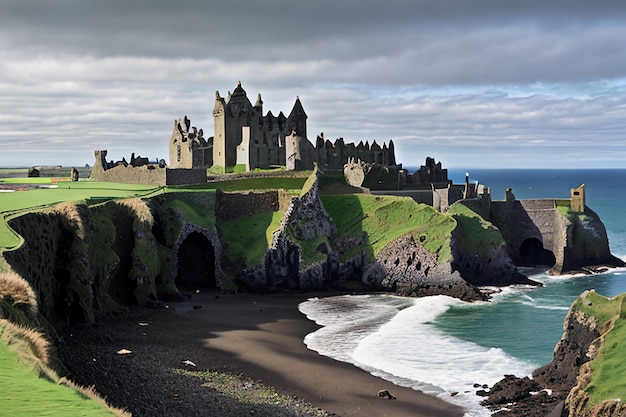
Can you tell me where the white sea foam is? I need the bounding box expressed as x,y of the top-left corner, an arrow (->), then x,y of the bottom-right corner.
299,294 -> 410,363
299,294 -> 536,417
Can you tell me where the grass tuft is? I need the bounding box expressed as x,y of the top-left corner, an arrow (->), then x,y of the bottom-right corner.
0,270 -> 37,312
114,198 -> 154,226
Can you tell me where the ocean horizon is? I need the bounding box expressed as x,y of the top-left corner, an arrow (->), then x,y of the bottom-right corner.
299,168 -> 626,416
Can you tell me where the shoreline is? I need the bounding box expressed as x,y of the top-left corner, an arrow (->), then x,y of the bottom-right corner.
57,291 -> 464,417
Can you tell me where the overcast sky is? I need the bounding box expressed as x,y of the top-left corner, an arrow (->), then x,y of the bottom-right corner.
2,0 -> 626,169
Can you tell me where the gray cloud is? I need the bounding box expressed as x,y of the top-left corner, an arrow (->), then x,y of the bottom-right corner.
1,0 -> 626,168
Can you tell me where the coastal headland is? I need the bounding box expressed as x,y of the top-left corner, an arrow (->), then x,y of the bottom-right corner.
1,166 -> 625,416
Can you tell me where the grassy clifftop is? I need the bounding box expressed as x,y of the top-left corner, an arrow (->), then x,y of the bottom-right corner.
572,290 -> 626,410
321,194 -> 456,262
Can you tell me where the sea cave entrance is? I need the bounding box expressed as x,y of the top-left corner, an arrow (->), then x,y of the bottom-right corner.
518,237 -> 556,267
176,232 -> 217,290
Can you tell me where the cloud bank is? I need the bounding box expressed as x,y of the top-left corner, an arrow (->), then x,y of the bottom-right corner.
1,0 -> 625,168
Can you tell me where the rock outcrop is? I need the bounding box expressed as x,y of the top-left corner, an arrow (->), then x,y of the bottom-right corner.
550,206 -> 625,275
371,233 -> 486,301
483,290 -> 626,417
4,199 -> 164,323
235,168 -> 535,299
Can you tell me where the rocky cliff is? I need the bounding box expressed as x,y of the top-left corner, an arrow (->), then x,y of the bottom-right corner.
551,206 -> 625,275
483,290 -> 626,417
235,168 -> 537,301
4,199 -> 164,323
487,196 -> 624,275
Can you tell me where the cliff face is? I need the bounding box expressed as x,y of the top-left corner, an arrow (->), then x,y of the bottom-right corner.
552,207 -> 625,274
484,291 -> 626,417
4,170 -> 619,325
4,199 -> 162,323
371,233 -> 486,301
235,169 -> 535,300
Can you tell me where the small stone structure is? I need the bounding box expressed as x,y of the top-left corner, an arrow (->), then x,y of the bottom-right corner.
90,150 -> 206,186
465,184 -> 625,274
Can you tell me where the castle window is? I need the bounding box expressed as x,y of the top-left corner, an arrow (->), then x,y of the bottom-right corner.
177,145 -> 181,162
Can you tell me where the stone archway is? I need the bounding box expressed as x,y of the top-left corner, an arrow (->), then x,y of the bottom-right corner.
176,232 -> 217,290
519,237 -> 556,267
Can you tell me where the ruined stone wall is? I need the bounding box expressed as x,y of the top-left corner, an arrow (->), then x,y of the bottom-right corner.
165,168 -> 207,185
90,163 -> 167,186
489,199 -> 548,264
519,199 -> 564,263
215,190 -> 292,220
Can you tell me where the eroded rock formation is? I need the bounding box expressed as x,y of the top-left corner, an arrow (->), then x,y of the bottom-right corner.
483,291 -> 626,417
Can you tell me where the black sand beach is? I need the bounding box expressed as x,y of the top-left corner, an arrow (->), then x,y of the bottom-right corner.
57,292 -> 464,417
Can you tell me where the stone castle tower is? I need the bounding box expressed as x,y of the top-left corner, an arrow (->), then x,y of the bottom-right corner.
213,81 -> 308,171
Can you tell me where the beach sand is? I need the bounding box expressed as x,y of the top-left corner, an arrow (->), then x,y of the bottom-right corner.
58,291 -> 464,417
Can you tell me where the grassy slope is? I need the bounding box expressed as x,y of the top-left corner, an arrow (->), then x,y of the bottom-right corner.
218,211 -> 284,268
321,194 -> 456,262
447,202 -> 505,259
0,323 -> 116,417
573,291 -> 626,407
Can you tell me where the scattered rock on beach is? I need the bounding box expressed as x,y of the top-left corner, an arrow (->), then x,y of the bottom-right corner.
377,389 -> 396,400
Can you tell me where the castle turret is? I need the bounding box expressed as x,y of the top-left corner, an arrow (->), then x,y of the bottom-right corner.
387,139 -> 396,166
254,93 -> 263,114
287,96 -> 307,139
213,91 -> 227,168
570,184 -> 585,213
213,81 -> 254,169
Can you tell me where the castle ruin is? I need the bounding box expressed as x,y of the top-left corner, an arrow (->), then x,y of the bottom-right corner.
92,82 -> 398,185
168,81 -> 397,173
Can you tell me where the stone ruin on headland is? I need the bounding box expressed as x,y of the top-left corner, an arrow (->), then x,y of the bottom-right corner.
86,82 -> 626,277
90,81 -> 399,185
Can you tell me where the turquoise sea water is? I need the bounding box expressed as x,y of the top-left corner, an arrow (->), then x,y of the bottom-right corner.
299,169 -> 626,416
438,169 -> 626,366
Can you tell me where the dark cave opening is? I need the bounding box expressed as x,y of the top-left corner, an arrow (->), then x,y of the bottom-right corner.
176,232 -> 217,290
519,237 -> 556,267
